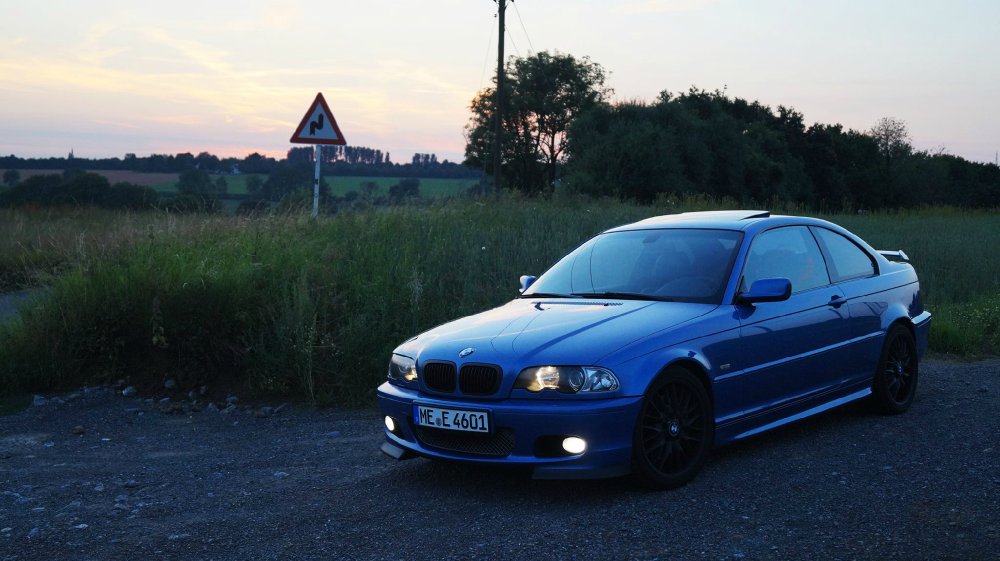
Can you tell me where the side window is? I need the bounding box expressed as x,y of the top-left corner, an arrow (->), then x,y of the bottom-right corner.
812,227 -> 876,282
742,226 -> 830,293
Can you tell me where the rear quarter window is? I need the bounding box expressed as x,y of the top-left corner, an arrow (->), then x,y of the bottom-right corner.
812,227 -> 876,282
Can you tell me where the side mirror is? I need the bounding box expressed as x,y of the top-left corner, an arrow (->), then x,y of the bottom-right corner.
519,275 -> 537,293
738,278 -> 792,304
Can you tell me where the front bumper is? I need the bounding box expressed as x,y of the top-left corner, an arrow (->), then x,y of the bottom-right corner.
376,382 -> 642,479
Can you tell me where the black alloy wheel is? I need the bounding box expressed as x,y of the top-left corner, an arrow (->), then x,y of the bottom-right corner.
632,367 -> 714,489
871,324 -> 919,414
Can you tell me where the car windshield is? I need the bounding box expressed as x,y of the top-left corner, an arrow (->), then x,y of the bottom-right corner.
522,228 -> 743,304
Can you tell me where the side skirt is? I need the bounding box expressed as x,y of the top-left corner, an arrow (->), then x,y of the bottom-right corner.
715,385 -> 872,445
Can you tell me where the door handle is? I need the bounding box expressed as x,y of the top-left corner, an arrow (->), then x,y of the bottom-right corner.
827,295 -> 845,308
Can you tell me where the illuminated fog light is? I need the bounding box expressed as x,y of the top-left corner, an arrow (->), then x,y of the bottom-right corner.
562,436 -> 587,455
384,416 -> 396,433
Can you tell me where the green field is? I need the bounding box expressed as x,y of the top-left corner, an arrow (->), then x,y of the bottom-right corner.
1,198 -> 997,404
152,174 -> 478,198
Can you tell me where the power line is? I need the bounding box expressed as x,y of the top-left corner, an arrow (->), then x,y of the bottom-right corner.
478,13 -> 496,90
511,0 -> 535,53
505,26 -> 520,56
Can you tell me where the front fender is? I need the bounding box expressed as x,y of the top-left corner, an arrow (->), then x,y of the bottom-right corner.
619,349 -> 714,397
611,323 -> 744,425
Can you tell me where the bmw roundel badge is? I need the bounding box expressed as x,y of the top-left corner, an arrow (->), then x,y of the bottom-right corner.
459,347 -> 476,358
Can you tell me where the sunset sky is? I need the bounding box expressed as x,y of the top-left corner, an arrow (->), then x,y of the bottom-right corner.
1,0 -> 997,164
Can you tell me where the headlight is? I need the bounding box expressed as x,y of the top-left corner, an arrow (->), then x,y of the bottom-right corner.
513,366 -> 620,393
387,354 -> 418,383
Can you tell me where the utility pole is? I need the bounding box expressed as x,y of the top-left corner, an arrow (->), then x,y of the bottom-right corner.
492,0 -> 507,194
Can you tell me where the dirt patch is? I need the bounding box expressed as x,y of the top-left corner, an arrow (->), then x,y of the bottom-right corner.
8,170 -> 178,188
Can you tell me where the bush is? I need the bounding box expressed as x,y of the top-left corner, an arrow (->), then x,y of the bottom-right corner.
161,193 -> 221,214
1,198 -> 997,404
930,294 -> 1000,356
0,199 -> 645,403
0,173 -> 158,210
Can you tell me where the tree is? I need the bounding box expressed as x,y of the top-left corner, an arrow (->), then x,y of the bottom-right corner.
869,117 -> 912,163
2,169 -> 18,187
464,51 -> 611,193
261,162 -> 327,202
194,151 -> 220,171
389,178 -> 420,202
868,117 -> 913,206
175,152 -> 195,170
177,169 -> 214,195
287,147 -> 313,164
105,182 -> 159,210
214,176 -> 228,195
245,175 -> 264,197
242,152 -> 277,174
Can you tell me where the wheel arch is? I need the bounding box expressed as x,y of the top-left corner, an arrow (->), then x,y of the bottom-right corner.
892,317 -> 916,338
880,310 -> 917,352
651,358 -> 714,405
880,302 -> 916,334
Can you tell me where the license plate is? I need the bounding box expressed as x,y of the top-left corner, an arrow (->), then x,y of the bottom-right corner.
413,405 -> 490,433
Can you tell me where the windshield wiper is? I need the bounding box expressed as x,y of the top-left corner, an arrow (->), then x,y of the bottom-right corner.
519,292 -> 575,299
571,292 -> 675,302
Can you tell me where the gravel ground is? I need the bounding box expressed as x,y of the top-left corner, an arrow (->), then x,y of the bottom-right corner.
1,359 -> 997,561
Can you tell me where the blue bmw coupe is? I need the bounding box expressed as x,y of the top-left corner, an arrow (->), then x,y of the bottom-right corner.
377,211 -> 931,488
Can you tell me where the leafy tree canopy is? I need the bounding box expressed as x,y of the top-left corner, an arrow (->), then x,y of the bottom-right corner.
465,51 -> 611,193
564,88 -> 999,209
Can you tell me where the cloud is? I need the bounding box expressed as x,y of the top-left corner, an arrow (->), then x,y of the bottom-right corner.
618,0 -> 718,14
77,22 -> 126,65
0,10 -> 477,159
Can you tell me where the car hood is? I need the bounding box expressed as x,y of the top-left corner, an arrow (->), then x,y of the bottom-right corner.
396,298 -> 716,368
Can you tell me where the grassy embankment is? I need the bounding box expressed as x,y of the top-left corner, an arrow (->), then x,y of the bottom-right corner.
0,199 -> 996,404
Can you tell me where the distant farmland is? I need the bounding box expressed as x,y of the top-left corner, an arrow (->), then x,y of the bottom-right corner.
10,169 -> 180,188
10,170 -> 479,198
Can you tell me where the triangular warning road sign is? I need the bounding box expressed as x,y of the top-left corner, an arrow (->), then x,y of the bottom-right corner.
290,92 -> 347,145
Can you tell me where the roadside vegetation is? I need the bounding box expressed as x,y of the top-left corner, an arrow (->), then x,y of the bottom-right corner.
0,198 -> 996,405
2,50 -> 998,404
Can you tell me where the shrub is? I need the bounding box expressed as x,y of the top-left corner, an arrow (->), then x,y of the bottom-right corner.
1,198 -> 997,404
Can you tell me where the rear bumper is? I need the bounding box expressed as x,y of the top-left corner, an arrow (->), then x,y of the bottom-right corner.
376,382 -> 642,479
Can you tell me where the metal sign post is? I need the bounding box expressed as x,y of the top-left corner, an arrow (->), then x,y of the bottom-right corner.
290,92 -> 347,219
313,145 -> 322,219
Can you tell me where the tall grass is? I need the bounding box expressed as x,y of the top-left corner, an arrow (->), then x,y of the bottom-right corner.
0,208 -> 235,291
1,198 -> 997,403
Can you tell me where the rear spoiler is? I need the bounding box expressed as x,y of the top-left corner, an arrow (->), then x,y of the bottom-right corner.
878,250 -> 910,263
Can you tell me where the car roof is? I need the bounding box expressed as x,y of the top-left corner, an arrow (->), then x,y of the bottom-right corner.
604,210 -> 776,233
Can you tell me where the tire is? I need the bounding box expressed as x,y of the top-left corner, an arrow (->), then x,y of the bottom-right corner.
870,324 -> 919,414
631,367 -> 714,490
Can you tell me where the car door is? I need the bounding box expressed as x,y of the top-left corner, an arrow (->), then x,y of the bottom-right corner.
736,226 -> 852,417
810,226 -> 882,387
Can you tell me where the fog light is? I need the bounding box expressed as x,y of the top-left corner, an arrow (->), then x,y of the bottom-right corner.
384,416 -> 396,433
562,436 -> 587,455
